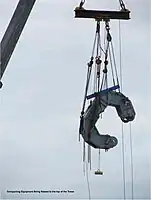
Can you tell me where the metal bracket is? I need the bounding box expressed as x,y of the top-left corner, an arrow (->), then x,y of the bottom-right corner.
75,8 -> 130,20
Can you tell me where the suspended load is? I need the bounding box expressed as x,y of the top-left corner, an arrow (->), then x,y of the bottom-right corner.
76,8 -> 136,151
79,96 -> 118,150
75,0 -> 136,175
80,90 -> 135,150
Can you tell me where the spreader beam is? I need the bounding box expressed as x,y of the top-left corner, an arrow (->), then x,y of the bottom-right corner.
75,8 -> 130,20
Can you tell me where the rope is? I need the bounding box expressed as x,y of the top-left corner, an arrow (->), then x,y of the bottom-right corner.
118,15 -> 126,200
100,21 -> 110,91
80,21 -> 99,115
109,46 -> 116,86
118,20 -> 123,91
100,73 -> 105,90
111,41 -> 120,90
82,63 -> 92,112
96,21 -> 102,93
121,124 -> 126,200
118,3 -> 134,200
86,161 -> 91,200
79,61 -> 92,142
81,21 -> 99,115
88,144 -> 90,166
93,21 -> 101,93
98,148 -> 100,170
83,140 -> 86,174
129,123 -> 134,199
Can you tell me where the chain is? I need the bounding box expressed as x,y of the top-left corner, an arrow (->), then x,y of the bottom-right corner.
119,0 -> 127,10
79,0 -> 86,8
78,0 -> 127,10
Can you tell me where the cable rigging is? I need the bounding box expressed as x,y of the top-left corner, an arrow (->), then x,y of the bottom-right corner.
78,0 -> 128,11
74,0 -> 136,200
118,12 -> 134,199
130,123 -> 134,199
118,16 -> 126,200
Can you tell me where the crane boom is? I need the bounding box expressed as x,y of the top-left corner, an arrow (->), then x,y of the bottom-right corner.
0,0 -> 37,86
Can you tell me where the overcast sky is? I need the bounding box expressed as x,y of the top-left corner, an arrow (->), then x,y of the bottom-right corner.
0,0 -> 150,200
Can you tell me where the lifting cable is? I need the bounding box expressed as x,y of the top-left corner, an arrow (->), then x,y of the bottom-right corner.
129,123 -> 134,199
119,0 -> 127,10
86,161 -> 91,200
121,124 -> 126,200
78,0 -> 127,11
79,0 -> 86,8
100,21 -> 120,92
118,14 -> 126,200
118,7 -> 134,199
81,20 -> 102,200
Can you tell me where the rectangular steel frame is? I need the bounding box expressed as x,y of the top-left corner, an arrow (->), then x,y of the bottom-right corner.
74,8 -> 130,20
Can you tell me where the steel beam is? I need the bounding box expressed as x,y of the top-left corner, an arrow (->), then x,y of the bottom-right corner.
75,8 -> 130,20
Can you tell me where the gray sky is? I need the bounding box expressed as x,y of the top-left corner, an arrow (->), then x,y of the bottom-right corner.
0,0 -> 150,199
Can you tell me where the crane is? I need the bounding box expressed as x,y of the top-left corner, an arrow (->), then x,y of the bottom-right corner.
0,0 -> 37,89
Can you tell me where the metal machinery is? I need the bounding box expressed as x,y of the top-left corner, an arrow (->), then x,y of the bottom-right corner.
75,0 -> 136,175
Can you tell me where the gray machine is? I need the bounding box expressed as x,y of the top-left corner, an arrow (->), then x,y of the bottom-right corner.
76,2 -> 136,152
80,91 -> 135,150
